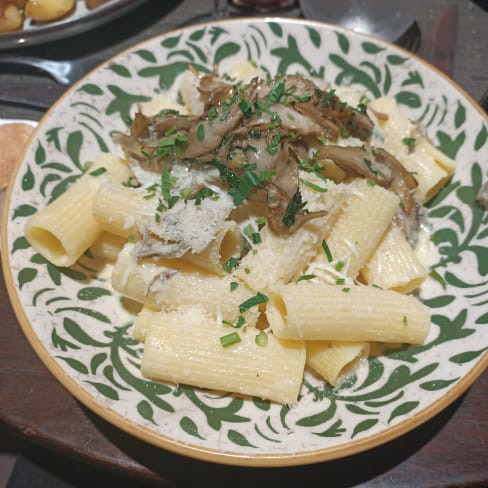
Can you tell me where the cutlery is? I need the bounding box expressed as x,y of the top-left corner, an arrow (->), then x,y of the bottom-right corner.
430,5 -> 459,76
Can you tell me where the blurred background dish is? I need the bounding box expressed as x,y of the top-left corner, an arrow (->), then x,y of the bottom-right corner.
298,0 -> 423,41
0,0 -> 147,49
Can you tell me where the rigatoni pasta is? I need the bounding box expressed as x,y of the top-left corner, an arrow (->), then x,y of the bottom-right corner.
23,65 -> 456,404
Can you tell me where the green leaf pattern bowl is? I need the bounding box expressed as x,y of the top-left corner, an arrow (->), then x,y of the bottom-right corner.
2,18 -> 488,466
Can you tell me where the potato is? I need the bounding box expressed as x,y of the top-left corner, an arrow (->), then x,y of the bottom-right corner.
0,4 -> 23,32
8,0 -> 27,8
24,0 -> 75,22
85,0 -> 109,8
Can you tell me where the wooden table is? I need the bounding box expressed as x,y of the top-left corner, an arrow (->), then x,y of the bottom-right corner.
1,1 -> 488,486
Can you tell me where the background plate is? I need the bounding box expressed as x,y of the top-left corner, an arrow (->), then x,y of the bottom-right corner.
0,0 -> 147,49
2,18 -> 488,466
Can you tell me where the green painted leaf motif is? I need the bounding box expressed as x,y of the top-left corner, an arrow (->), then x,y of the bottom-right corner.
136,400 -> 156,424
18,268 -> 37,289
209,26 -> 228,45
431,310 -> 474,342
352,418 -> 378,438
66,131 -> 83,170
213,42 -> 240,66
345,404 -> 378,415
428,205 -> 465,232
268,22 -> 283,37
180,416 -> 205,439
306,26 -> 321,47
107,65 -> 132,78
468,245 -> 488,275
85,381 -> 119,400
41,162 -> 73,173
450,348 -> 487,364
167,49 -> 195,62
395,91 -> 421,108
436,130 -> 465,159
78,84 -> 104,96
296,401 -> 336,427
388,401 -> 419,423
22,165 -> 35,191
454,101 -> 466,129
134,49 -> 157,63
272,35 -> 322,77
12,236 -> 30,253
365,391 -> 404,407
46,128 -> 62,151
47,262 -> 62,285
52,328 -> 80,351
48,175 -> 80,202
64,317 -> 107,346
228,429 -> 257,448
401,70 -> 424,88
57,356 -> 89,374
361,61 -> 381,83
474,123 -> 487,150
77,287 -> 112,301
357,357 -> 384,390
383,64 -> 392,94
12,204 -> 37,219
60,267 -> 87,281
253,398 -> 271,411
420,378 -> 458,391
329,54 -> 380,97
161,34 -> 181,48
40,174 -> 62,197
35,141 -> 46,165
103,365 -> 130,390
315,419 -> 346,437
90,352 -> 108,374
55,307 -> 111,324
431,228 -> 459,247
187,42 -> 208,63
421,295 -> 455,308
387,54 -> 408,65
139,62 -> 209,91
361,41 -> 384,54
475,311 -> 488,324
106,85 -> 152,125
336,31 -> 349,54
189,27 -> 206,41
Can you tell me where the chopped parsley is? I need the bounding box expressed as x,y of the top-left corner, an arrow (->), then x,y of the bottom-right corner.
402,137 -> 416,147
321,239 -> 333,262
89,167 -> 107,177
239,292 -> 268,313
282,190 -> 306,227
222,316 -> 246,329
223,256 -> 240,273
321,88 -> 336,107
197,123 -> 205,141
220,332 -> 241,347
230,281 -> 239,292
255,330 -> 268,347
297,274 -> 317,282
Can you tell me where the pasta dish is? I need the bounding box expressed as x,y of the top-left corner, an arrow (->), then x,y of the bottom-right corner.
24,63 -> 456,406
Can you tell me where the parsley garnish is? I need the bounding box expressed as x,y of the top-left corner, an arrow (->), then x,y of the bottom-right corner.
282,190 -> 306,227
220,332 -> 241,347
321,239 -> 333,262
239,292 -> 269,313
89,167 -> 107,177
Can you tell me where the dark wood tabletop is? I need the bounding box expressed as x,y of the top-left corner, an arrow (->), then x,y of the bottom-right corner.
1,1 -> 487,487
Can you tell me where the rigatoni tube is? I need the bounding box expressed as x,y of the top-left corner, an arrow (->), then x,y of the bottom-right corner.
267,281 -> 430,344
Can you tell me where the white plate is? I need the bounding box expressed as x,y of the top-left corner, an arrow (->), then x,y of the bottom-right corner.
2,18 -> 488,466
